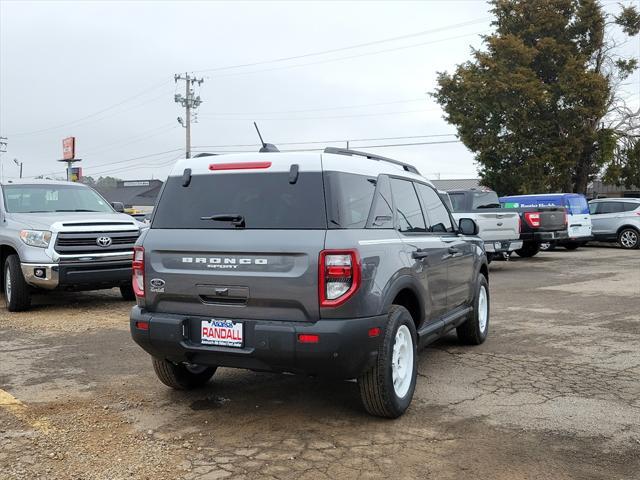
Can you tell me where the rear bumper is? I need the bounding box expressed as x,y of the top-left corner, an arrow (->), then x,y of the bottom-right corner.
130,306 -> 386,379
521,230 -> 568,242
484,239 -> 523,253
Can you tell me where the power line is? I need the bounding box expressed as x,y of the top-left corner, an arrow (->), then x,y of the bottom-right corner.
192,134 -> 457,149
82,123 -> 178,156
5,79 -> 172,137
205,31 -> 485,80
192,18 -> 490,74
198,108 -> 437,121
204,98 -> 429,116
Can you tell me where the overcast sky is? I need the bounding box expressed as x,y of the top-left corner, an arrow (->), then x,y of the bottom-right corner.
1,0 -> 638,182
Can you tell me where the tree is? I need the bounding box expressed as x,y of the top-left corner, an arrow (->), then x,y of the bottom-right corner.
81,176 -> 122,189
433,0 -> 640,195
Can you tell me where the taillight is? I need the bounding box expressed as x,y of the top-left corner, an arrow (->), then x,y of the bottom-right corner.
132,246 -> 145,297
319,249 -> 361,307
524,212 -> 541,228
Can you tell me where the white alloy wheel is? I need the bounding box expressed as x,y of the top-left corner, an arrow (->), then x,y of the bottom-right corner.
5,265 -> 12,303
478,285 -> 488,334
620,230 -> 638,249
392,324 -> 414,398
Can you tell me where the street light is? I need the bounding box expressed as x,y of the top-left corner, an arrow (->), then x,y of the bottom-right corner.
13,158 -> 23,179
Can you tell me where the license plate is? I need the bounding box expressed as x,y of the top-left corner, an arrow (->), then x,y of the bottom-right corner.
201,319 -> 243,347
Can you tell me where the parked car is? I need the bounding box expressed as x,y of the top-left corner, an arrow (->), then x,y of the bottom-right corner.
500,193 -> 592,251
130,147 -> 490,418
443,189 -> 522,260
0,180 -> 142,311
588,198 -> 640,249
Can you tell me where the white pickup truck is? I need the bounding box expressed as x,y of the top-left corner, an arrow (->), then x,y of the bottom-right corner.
440,189 -> 522,260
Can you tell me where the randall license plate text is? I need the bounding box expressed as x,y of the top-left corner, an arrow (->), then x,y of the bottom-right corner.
201,319 -> 243,347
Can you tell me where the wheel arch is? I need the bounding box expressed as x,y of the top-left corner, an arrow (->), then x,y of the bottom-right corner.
0,244 -> 19,287
382,275 -> 425,330
616,224 -> 640,235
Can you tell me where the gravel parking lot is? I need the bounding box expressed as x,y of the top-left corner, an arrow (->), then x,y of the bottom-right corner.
1,246 -> 639,480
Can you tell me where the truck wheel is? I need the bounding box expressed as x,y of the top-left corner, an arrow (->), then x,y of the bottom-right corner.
564,242 -> 580,250
618,228 -> 639,249
152,358 -> 216,390
358,305 -> 417,418
457,274 -> 490,345
4,254 -> 31,312
515,242 -> 540,258
120,283 -> 136,300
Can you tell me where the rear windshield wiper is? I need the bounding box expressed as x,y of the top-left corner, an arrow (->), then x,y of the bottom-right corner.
200,213 -> 245,228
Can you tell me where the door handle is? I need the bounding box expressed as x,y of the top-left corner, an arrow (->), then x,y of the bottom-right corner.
412,249 -> 430,259
448,247 -> 460,255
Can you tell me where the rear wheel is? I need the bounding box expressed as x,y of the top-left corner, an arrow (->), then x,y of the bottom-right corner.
618,228 -> 639,249
457,274 -> 490,345
515,241 -> 540,258
4,254 -> 31,312
564,242 -> 580,250
358,305 -> 417,418
152,358 -> 216,390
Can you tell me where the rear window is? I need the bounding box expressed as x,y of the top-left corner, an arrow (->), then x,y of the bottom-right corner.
152,172 -> 327,229
472,191 -> 500,209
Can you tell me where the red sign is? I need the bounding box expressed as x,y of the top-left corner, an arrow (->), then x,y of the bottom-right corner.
62,137 -> 75,160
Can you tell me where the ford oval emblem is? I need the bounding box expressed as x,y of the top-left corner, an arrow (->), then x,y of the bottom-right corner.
150,278 -> 165,288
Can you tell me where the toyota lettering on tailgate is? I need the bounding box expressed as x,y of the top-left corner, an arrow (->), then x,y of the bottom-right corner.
182,257 -> 267,269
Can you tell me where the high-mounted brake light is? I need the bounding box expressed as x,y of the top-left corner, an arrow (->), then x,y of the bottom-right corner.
132,246 -> 145,297
319,249 -> 361,307
524,212 -> 541,228
209,161 -> 272,171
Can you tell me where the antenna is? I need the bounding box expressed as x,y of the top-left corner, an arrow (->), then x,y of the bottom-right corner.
253,122 -> 279,153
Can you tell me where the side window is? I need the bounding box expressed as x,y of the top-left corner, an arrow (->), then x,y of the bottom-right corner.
622,202 -> 640,212
589,203 -> 599,215
416,183 -> 454,233
389,178 -> 426,233
324,172 -> 376,229
448,193 -> 465,212
367,175 -> 394,229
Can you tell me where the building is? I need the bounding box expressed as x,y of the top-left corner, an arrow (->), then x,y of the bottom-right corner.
96,179 -> 163,212
587,179 -> 640,199
431,178 -> 481,191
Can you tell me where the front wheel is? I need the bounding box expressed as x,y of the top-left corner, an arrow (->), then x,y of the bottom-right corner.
618,228 -> 639,249
4,254 -> 31,312
152,358 -> 216,390
515,242 -> 540,258
358,305 -> 417,418
457,274 -> 490,345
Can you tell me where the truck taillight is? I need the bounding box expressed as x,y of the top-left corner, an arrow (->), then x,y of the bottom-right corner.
319,250 -> 361,307
524,212 -> 541,228
132,246 -> 145,297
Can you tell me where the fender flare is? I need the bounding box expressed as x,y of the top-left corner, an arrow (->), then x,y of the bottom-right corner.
381,274 -> 426,327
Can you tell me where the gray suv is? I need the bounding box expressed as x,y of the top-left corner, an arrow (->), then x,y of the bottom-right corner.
589,198 -> 640,249
130,148 -> 489,418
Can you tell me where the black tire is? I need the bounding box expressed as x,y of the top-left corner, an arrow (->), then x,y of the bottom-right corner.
152,358 -> 216,390
515,241 -> 540,258
457,274 -> 490,345
564,242 -> 580,250
618,228 -> 640,249
119,283 -> 136,301
4,254 -> 31,312
358,305 -> 417,418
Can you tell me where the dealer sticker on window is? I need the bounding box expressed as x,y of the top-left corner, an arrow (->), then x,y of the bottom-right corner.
201,319 -> 243,347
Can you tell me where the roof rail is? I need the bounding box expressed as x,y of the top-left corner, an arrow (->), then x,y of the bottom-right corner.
323,147 -> 420,175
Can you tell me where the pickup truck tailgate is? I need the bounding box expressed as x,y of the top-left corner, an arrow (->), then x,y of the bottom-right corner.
472,212 -> 520,241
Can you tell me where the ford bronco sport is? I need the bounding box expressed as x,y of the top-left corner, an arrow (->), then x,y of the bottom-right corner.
130,148 -> 489,418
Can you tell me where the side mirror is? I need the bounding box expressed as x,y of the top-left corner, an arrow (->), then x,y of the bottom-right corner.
111,201 -> 125,213
458,218 -> 479,236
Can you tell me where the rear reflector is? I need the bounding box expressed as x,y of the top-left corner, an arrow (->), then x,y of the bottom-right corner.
135,321 -> 149,331
368,327 -> 381,337
209,161 -> 272,171
298,334 -> 319,344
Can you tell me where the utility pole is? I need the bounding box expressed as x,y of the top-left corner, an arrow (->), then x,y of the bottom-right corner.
13,158 -> 23,178
0,137 -> 7,183
174,73 -> 204,159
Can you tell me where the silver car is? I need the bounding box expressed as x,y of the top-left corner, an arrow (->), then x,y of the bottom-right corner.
589,198 -> 640,249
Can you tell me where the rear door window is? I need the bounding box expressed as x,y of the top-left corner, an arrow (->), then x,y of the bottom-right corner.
389,178 -> 426,233
152,172 -> 327,229
622,202 -> 640,212
323,172 -> 376,229
416,183 -> 454,233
